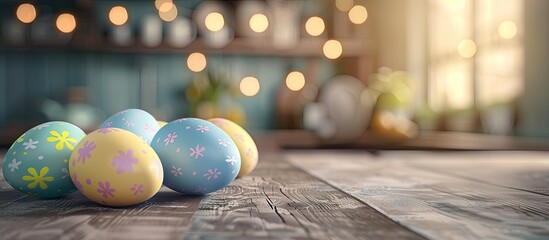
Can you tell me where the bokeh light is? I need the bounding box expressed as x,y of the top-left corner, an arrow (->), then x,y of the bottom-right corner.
286,71 -> 306,91
205,12 -> 225,32
16,3 -> 36,24
187,53 -> 207,72
155,0 -> 172,10
109,6 -> 128,26
457,39 -> 477,58
498,20 -> 517,39
348,5 -> 368,24
335,0 -> 354,12
323,40 -> 343,60
305,16 -> 325,36
240,77 -> 260,96
249,13 -> 269,33
159,3 -> 178,22
56,13 -> 77,33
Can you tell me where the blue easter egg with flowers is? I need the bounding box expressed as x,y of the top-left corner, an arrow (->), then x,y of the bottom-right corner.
151,118 -> 241,195
2,121 -> 85,198
99,108 -> 160,144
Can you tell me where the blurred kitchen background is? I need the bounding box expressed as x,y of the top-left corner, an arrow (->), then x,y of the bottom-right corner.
1,0 -> 548,149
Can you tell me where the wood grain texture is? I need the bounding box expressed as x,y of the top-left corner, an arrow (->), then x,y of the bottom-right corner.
394,151 -> 549,196
0,184 -> 202,240
0,152 -> 424,240
286,151 -> 549,240
184,158 -> 424,240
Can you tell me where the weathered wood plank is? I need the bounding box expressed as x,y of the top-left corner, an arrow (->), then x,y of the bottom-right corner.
391,151 -> 549,196
0,152 -> 424,240
286,151 -> 549,240
0,186 -> 203,240
184,157 -> 425,240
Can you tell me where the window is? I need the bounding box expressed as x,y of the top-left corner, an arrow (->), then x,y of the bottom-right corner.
428,0 -> 523,111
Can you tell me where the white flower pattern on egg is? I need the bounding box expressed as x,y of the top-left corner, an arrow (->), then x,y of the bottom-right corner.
22,138 -> 39,150
8,159 -> 21,172
225,155 -> 237,165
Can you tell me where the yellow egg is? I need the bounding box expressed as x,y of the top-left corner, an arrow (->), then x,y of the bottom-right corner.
157,121 -> 168,128
69,128 -> 163,207
209,118 -> 258,177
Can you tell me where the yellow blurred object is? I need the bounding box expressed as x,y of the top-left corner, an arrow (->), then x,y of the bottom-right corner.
226,105 -> 246,127
185,83 -> 202,102
157,121 -> 167,128
196,102 -> 219,120
370,111 -> 419,140
209,118 -> 258,177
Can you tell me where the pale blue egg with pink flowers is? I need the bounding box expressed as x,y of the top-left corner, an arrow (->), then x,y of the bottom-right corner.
99,109 -> 160,144
151,118 -> 241,195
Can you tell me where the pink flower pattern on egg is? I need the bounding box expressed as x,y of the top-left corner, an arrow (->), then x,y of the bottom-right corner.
189,145 -> 205,159
172,166 -> 182,176
98,128 -> 120,134
195,186 -> 207,193
144,123 -> 156,133
234,134 -> 245,142
203,168 -> 221,180
164,132 -> 177,146
130,184 -> 143,196
246,148 -> 254,158
112,149 -> 139,174
97,181 -> 116,198
113,110 -> 128,116
77,141 -> 96,165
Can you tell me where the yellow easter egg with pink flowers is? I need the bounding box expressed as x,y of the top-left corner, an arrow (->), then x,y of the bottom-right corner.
208,118 -> 258,177
69,128 -> 163,207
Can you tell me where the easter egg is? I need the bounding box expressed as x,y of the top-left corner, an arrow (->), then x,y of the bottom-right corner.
209,118 -> 258,177
2,121 -> 85,198
157,121 -> 167,128
151,118 -> 240,195
100,109 -> 160,144
69,128 -> 163,207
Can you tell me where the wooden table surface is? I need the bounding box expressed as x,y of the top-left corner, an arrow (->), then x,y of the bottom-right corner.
1,150 -> 549,240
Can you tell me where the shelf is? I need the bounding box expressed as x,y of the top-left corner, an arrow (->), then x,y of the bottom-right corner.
262,130 -> 549,151
0,37 -> 369,57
